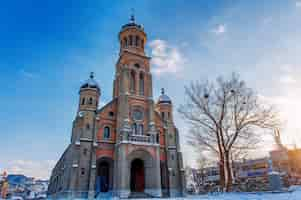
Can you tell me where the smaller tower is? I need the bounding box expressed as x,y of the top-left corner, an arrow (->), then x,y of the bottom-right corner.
157,88 -> 184,197
78,72 -> 100,113
69,73 -> 101,195
157,88 -> 173,122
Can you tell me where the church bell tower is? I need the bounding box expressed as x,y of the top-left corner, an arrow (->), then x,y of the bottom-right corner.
113,15 -> 162,198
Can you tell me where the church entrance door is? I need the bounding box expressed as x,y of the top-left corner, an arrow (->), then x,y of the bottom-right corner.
96,161 -> 109,193
130,159 -> 145,192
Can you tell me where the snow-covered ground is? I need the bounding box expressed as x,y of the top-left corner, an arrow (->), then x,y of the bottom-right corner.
130,192 -> 300,200
131,187 -> 301,200
182,191 -> 300,200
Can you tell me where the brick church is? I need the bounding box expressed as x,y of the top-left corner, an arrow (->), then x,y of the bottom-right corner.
47,15 -> 185,199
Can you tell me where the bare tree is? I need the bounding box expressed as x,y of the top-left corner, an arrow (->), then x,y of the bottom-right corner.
179,73 -> 280,191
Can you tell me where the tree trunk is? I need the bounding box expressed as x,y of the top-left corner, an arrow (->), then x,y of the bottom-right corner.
224,151 -> 233,192
219,153 -> 225,188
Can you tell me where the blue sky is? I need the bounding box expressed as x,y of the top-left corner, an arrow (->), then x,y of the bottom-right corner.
1,0 -> 301,179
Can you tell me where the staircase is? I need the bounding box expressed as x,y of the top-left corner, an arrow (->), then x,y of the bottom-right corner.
129,192 -> 153,198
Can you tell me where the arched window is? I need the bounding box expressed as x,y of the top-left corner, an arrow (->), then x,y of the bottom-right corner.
83,148 -> 88,155
81,98 -> 85,105
139,73 -> 144,95
129,35 -> 133,46
89,97 -> 93,105
104,126 -> 110,139
130,70 -> 136,93
161,112 -> 165,120
141,39 -> 144,48
135,35 -> 139,46
132,123 -> 137,135
123,37 -> 127,47
138,124 -> 143,135
81,168 -> 85,175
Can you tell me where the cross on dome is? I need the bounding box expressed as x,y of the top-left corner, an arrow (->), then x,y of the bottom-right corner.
130,8 -> 135,23
90,72 -> 94,79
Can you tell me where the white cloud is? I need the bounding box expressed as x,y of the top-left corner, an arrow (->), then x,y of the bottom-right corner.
296,1 -> 301,7
263,17 -> 272,24
280,64 -> 294,73
258,93 -> 301,148
279,74 -> 297,84
149,39 -> 185,76
212,24 -> 227,35
19,69 -> 38,79
3,160 -> 56,179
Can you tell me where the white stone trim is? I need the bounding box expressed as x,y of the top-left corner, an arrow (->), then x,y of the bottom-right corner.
117,141 -> 160,146
79,137 -> 93,142
168,146 -> 177,150
72,163 -> 78,168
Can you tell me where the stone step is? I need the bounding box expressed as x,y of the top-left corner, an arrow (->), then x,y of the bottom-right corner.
129,192 -> 153,198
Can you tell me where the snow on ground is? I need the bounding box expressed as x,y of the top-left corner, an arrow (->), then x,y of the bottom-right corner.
131,192 -> 300,200
130,187 -> 301,200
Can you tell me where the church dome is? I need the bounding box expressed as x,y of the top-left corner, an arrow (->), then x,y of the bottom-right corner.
80,72 -> 100,92
158,88 -> 172,104
120,14 -> 144,32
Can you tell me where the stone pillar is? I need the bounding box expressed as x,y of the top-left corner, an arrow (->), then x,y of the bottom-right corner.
115,144 -> 130,198
117,66 -> 130,143
153,146 -> 163,197
88,164 -> 96,199
88,144 -> 97,199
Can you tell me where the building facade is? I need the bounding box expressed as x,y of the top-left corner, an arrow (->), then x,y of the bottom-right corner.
47,16 -> 185,199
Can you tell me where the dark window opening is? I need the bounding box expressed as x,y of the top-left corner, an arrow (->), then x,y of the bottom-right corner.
104,126 -> 110,139
86,124 -> 90,130
129,35 -> 133,46
81,98 -> 85,105
83,148 -> 88,155
138,124 -> 144,135
139,73 -> 144,95
81,168 -> 85,175
132,123 -> 137,135
130,70 -> 136,93
123,37 -> 127,47
89,97 -> 93,105
161,112 -> 165,120
135,35 -> 139,46
109,111 -> 114,117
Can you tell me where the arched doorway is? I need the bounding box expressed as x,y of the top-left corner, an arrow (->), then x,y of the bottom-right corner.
130,159 -> 145,192
96,161 -> 109,193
